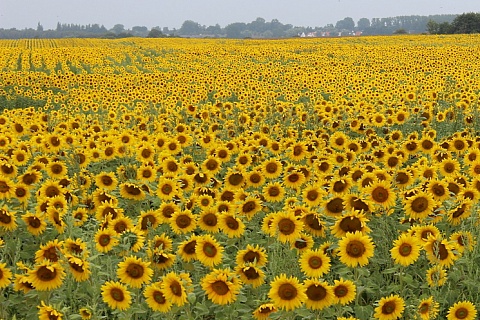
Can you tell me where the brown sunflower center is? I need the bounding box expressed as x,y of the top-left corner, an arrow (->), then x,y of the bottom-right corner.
101,176 -> 113,186
37,265 -> 57,281
153,291 -> 166,304
306,284 -> 327,301
308,256 -> 323,269
212,280 -> 230,296
381,301 -> 396,314
242,201 -> 257,214
243,267 -> 260,280
293,146 -> 303,156
288,173 -> 299,183
265,163 -> 278,174
339,217 -> 362,233
278,218 -> 295,235
268,186 -> 280,197
0,210 -> 11,224
411,197 -> 428,213
202,243 -> 217,257
249,173 -> 261,183
334,285 -> 348,298
126,263 -> 144,279
396,172 -> 409,184
124,184 -> 141,196
455,307 -> 469,319
326,198 -> 344,214
110,288 -> 125,302
372,186 -> 389,203
28,216 -> 41,228
99,234 -> 111,246
346,240 -> 366,258
306,190 -> 319,201
305,214 -> 323,230
278,283 -> 297,300
333,180 -> 347,193
399,243 -> 412,256
243,251 -> 260,263
228,173 -> 243,186
176,215 -> 191,228
44,247 -> 59,262
170,280 -> 183,296
419,303 -> 430,314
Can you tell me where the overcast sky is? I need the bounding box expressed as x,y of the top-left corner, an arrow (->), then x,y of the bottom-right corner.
1,0 -> 479,30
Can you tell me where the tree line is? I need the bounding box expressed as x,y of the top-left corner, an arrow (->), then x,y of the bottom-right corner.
427,12 -> 480,34
0,13 -> 476,39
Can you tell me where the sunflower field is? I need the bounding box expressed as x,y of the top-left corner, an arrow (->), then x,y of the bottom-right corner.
0,35 -> 480,320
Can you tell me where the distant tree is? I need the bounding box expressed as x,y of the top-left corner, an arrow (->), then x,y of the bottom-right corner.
132,26 -> 148,37
426,20 -> 439,34
225,22 -> 247,38
393,28 -> 408,34
147,28 -> 163,38
205,24 -> 222,35
335,17 -> 355,30
111,24 -> 125,34
179,20 -> 204,35
36,22 -> 43,32
451,12 -> 480,34
249,17 -> 267,33
357,18 -> 370,30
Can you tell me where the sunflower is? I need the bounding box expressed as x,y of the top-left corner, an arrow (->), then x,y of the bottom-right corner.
101,280 -> 132,311
158,201 -> 180,223
332,278 -> 356,305
439,158 -> 460,177
0,161 -> 17,178
119,182 -> 145,201
237,196 -> 262,220
35,239 -> 63,263
148,248 -> 176,270
202,155 -> 223,175
38,179 -> 64,198
0,262 -> 12,289
0,175 -> 15,199
45,161 -> 68,179
303,278 -> 335,310
412,224 -> 441,244
95,200 -> 123,221
450,231 -> 475,253
224,170 -> 245,189
301,211 -> 326,237
218,212 -> 243,238
196,234 -> 224,268
170,209 -> 196,234
79,307 -> 92,320
235,263 -> 265,288
252,303 -> 277,320
137,164 -> 157,182
268,274 -> 306,311
235,244 -> 268,267
28,260 -> 66,291
417,296 -> 439,320
38,301 -> 63,320
425,265 -> 447,287
110,216 -> 134,234
177,235 -> 199,262
246,170 -> 266,188
427,179 -> 450,202
136,143 -> 155,162
364,180 -> 396,209
374,294 -> 405,320
404,191 -> 436,220
162,272 -> 188,306
94,228 -> 119,253
447,200 -> 472,226
263,182 -> 286,203
62,238 -> 88,257
447,301 -> 477,320
390,233 -> 421,266
201,268 -> 242,305
272,211 -> 303,244
119,228 -> 146,253
138,209 -> 161,231
299,249 -> 331,278
198,209 -> 219,233
144,282 -> 172,312
13,274 -> 35,293
331,210 -> 371,238
157,177 -> 179,201
292,233 -> 315,252
283,170 -> 306,189
66,255 -> 91,282
393,169 -> 414,190
117,255 -> 153,288
424,235 -> 457,267
19,170 -> 42,187
150,233 -> 173,252
338,231 -> 375,268
262,158 -> 283,179
302,184 -> 325,207
288,142 -> 307,161
95,172 -> 118,191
